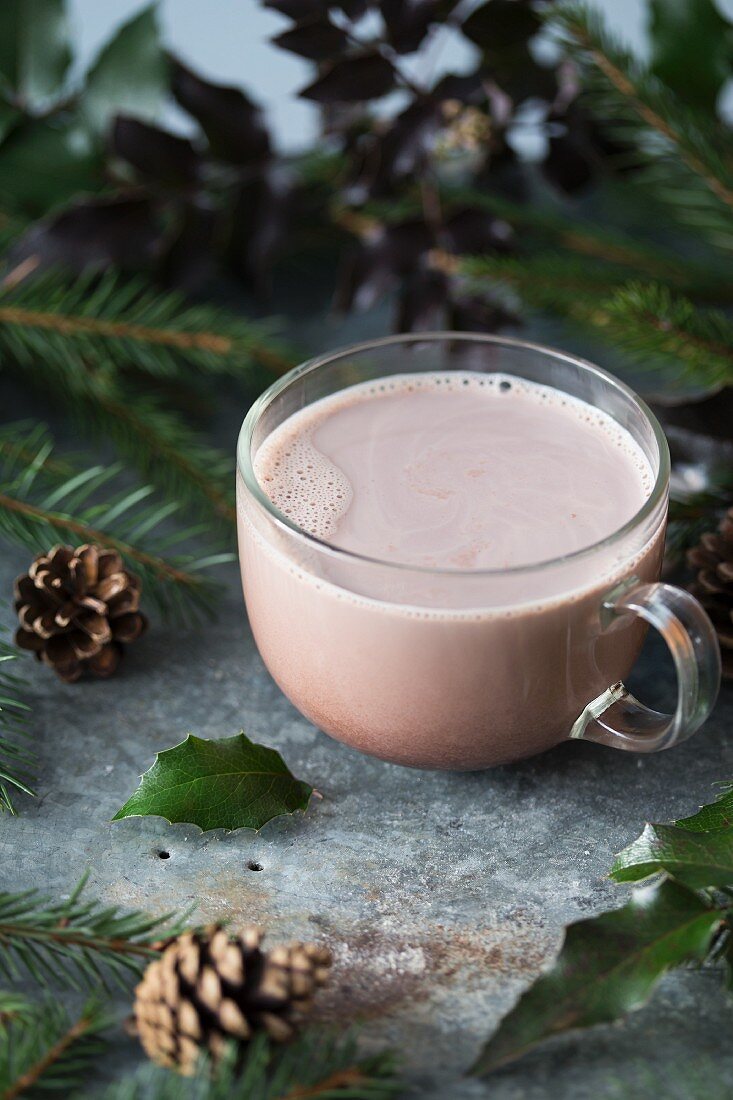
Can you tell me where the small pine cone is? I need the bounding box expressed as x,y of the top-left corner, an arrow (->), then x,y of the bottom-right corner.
14,543 -> 147,682
687,507 -> 733,679
133,925 -> 332,1076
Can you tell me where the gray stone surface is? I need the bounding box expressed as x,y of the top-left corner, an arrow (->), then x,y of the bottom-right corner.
2,310 -> 733,1098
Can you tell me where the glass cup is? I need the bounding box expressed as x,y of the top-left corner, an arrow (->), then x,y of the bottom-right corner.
236,333 -> 721,770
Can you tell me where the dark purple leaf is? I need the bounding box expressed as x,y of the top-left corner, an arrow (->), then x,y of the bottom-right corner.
335,218 -> 434,312
461,0 -> 541,58
541,103 -> 616,194
111,116 -> 199,188
542,132 -> 594,193
159,200 -> 217,292
367,98 -> 441,195
449,292 -> 519,333
10,195 -> 161,273
380,0 -> 441,53
337,0 -> 369,16
263,0 -> 328,16
171,58 -> 271,166
397,269 -> 448,331
432,71 -> 488,105
441,208 -> 513,255
299,53 -> 395,103
226,167 -> 290,301
272,15 -> 349,59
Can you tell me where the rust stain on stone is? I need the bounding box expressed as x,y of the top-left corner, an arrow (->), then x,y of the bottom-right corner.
314,911 -> 554,1023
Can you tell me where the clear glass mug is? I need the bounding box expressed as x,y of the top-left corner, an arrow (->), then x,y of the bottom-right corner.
236,333 -> 721,770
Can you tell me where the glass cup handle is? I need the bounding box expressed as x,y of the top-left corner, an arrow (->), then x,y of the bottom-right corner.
570,579 -> 721,752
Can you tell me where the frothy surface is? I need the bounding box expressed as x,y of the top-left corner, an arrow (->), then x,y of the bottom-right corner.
253,372 -> 653,571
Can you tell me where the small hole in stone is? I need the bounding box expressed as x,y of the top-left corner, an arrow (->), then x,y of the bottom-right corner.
499,380 -> 512,392
158,851 -> 170,860
247,860 -> 263,872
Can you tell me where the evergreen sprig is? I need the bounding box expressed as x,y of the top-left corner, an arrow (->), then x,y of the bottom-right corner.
88,1031 -> 404,1100
0,997 -> 108,1099
602,283 -> 733,391
0,638 -> 34,815
0,873 -> 193,993
0,422 -> 232,623
464,252 -> 733,393
552,3 -> 733,250
0,267 -> 292,381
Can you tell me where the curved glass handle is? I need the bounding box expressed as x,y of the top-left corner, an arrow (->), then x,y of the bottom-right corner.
570,580 -> 721,753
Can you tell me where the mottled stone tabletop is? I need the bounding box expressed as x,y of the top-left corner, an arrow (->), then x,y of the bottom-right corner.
2,304 -> 732,1099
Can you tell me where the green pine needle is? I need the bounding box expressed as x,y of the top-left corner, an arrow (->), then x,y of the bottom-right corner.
0,996 -> 108,1098
0,267 -> 293,381
0,872 -> 193,993
87,1031 -> 404,1100
0,421 -> 233,624
602,282 -> 733,390
552,3 -> 733,250
0,638 -> 35,815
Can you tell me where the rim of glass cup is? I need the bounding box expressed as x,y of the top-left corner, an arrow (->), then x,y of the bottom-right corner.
237,331 -> 670,578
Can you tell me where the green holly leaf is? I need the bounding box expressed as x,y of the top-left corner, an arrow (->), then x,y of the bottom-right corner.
611,823 -> 733,888
112,732 -> 313,833
676,783 -> 733,832
649,0 -> 733,113
0,119 -> 98,215
0,0 -> 72,107
471,880 -> 722,1077
82,4 -> 169,138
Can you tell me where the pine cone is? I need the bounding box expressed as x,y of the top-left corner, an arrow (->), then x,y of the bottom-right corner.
14,544 -> 147,682
133,925 -> 332,1075
687,507 -> 733,679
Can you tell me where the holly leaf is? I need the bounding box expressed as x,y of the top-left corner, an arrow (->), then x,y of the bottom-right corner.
611,822 -> 733,888
471,880 -> 722,1077
650,0 -> 733,113
0,120 -> 99,215
112,732 -> 313,833
0,0 -> 72,107
82,4 -> 169,138
676,783 -> 733,832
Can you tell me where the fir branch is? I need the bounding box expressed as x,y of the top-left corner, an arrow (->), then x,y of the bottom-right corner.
0,422 -> 232,623
88,1031 -> 404,1100
464,255 -> 733,391
443,189 -> 731,297
0,998 -> 107,1099
0,640 -> 35,815
0,268 -> 293,381
1,334 -> 237,529
461,252 -> 618,320
601,283 -> 733,390
75,384 -> 236,527
552,4 -> 733,248
0,993 -> 33,1028
0,873 -> 193,992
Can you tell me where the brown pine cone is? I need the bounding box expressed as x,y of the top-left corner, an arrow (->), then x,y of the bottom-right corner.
687,506 -> 733,679
133,925 -> 332,1075
14,544 -> 147,682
